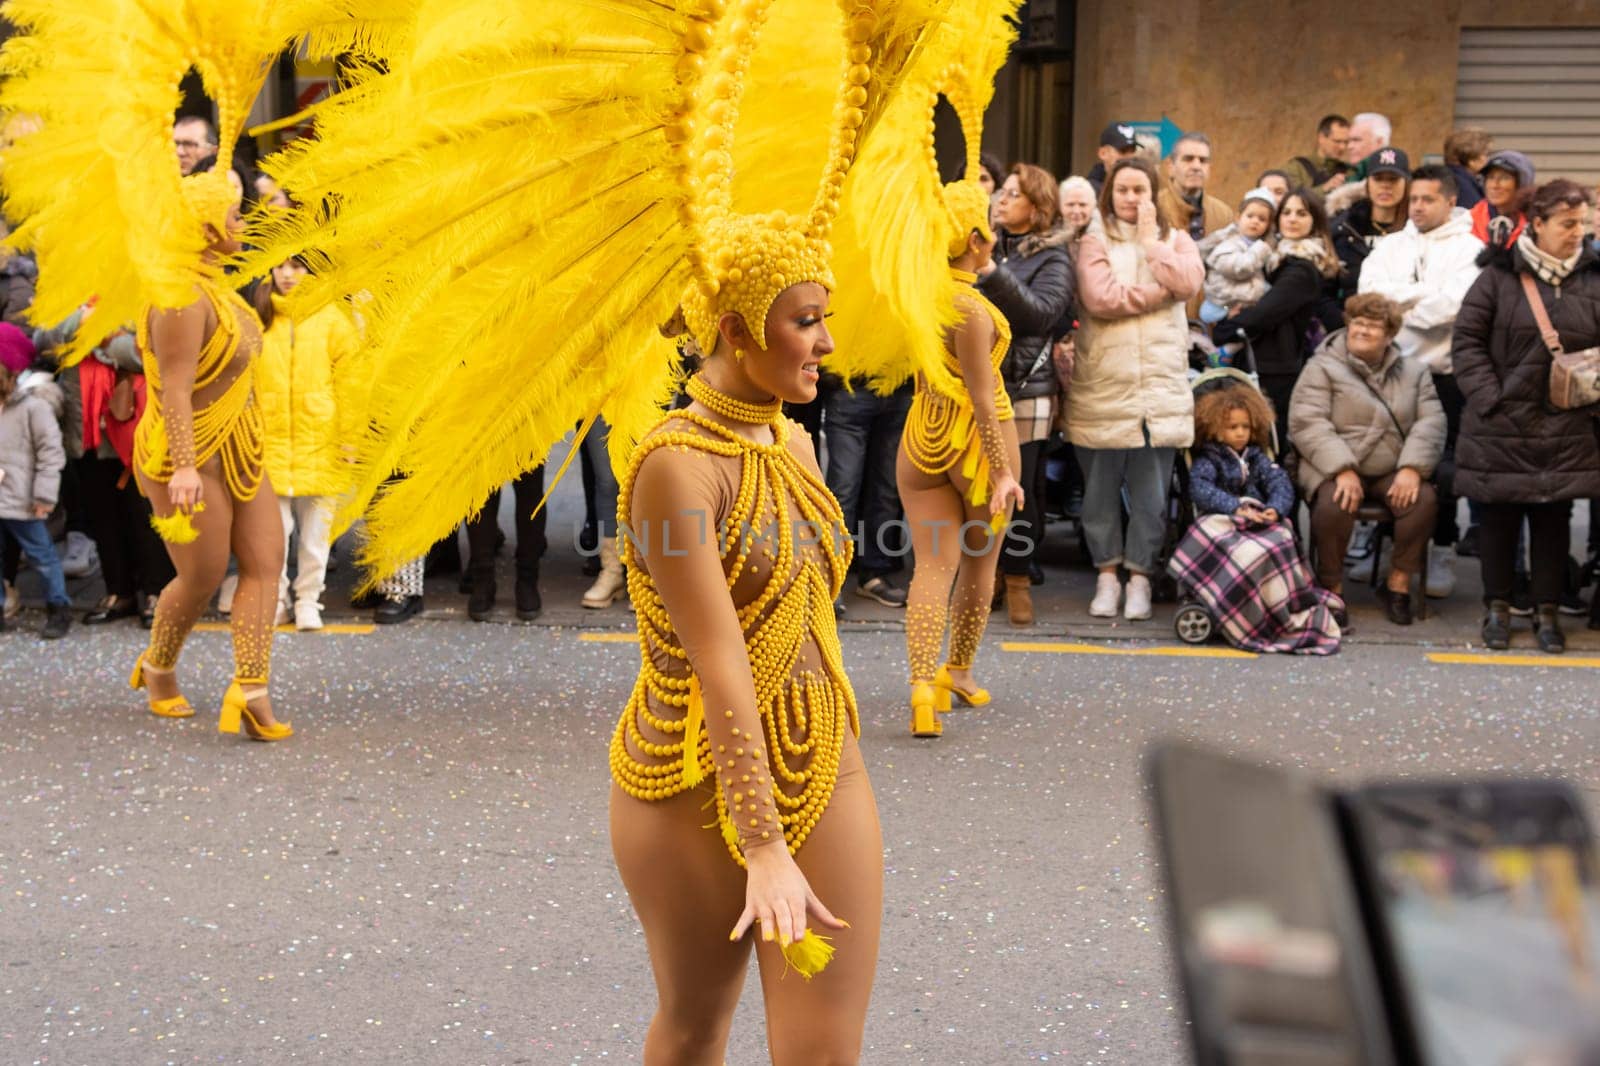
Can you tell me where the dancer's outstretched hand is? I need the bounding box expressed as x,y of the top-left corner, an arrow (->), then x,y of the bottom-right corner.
729,842 -> 847,947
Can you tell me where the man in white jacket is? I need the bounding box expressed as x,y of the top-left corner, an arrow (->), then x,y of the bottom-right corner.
1358,163 -> 1484,599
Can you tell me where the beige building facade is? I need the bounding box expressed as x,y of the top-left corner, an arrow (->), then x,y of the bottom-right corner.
986,0 -> 1600,206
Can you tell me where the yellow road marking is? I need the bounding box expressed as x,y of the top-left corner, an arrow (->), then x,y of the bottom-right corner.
1001,641 -> 1256,660
579,632 -> 636,643
1428,652 -> 1600,669
194,622 -> 375,635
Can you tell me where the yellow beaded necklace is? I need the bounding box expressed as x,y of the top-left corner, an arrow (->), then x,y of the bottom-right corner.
901,268 -> 1013,507
609,405 -> 858,867
685,373 -> 783,425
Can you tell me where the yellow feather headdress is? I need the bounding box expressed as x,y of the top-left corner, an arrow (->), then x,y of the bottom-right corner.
0,0 -> 405,367
826,0 -> 1020,397
243,0 -> 950,581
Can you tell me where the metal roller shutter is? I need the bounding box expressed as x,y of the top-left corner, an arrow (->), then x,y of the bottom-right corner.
1454,27 -> 1600,186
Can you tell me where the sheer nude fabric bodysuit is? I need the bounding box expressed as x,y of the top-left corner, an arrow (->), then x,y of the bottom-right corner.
608,408 -> 883,1060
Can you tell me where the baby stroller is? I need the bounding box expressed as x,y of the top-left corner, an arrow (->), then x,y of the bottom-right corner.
1161,333 -> 1277,645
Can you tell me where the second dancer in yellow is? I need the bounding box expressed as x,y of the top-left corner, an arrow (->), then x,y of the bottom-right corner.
898,190 -> 1024,738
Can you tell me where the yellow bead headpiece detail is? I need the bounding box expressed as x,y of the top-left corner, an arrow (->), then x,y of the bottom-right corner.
819,1 -> 1020,399
941,179 -> 995,258
182,171 -> 242,235
674,0 -> 879,354
930,51 -> 1002,258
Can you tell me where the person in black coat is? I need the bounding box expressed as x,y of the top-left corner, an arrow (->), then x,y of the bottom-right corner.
1451,179 -> 1600,654
1212,189 -> 1342,447
975,162 -> 1075,623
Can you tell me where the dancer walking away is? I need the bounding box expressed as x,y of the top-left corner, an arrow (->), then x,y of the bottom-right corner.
133,216 -> 288,738
898,217 -> 1024,737
825,8 -> 1024,741
0,6 -> 297,739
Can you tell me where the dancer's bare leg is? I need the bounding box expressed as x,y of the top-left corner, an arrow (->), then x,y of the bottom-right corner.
228,472 -> 285,727
760,738 -> 883,1065
137,458 -> 233,703
611,782 -> 753,1066
899,447 -> 966,684
942,421 -> 1019,692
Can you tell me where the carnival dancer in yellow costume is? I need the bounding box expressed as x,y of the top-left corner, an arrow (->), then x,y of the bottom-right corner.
222,0 -> 957,1057
829,5 -> 1023,739
0,1 -> 384,739
897,207 -> 1023,738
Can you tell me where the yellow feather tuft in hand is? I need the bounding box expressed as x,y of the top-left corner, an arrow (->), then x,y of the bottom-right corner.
779,930 -> 836,979
150,504 -> 206,545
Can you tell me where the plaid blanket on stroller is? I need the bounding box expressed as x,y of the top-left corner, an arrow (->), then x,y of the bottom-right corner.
1168,514 -> 1343,655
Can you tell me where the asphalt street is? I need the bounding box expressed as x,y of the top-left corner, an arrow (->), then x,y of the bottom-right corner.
5,444 -> 1599,1064
3,603 -> 1598,1065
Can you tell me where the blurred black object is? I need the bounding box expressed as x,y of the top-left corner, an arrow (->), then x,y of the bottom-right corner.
1149,744 -> 1600,1066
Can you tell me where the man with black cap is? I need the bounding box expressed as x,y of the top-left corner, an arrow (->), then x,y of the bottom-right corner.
1331,147 -> 1412,305
1359,163 -> 1485,601
1086,121 -> 1138,194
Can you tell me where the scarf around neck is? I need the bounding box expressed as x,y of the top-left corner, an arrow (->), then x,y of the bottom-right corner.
1517,231 -> 1581,287
1271,235 -> 1333,276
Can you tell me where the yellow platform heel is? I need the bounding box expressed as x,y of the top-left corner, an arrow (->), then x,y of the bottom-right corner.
218,680 -> 293,742
934,663 -> 991,709
129,655 -> 195,718
910,681 -> 944,738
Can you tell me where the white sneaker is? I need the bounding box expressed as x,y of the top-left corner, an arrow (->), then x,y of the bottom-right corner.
294,601 -> 324,631
216,573 -> 239,615
1424,544 -> 1455,599
1124,574 -> 1153,620
274,600 -> 291,627
1088,573 -> 1122,617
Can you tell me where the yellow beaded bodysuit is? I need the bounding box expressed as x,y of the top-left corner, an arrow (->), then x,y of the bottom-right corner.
902,269 -> 1015,509
134,278 -> 267,523
610,397 -> 858,868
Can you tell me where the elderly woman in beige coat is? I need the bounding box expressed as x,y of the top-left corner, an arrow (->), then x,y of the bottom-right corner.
1069,157 -> 1204,621
1288,293 -> 1446,626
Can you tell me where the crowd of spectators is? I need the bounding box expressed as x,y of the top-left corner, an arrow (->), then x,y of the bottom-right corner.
3,110 -> 1598,653
812,112 -> 1600,653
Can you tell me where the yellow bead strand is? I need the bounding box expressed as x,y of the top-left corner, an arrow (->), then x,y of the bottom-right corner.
609,406 -> 856,867
686,373 -> 782,425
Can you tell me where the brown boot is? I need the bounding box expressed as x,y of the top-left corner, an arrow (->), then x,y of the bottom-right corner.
1004,574 -> 1033,626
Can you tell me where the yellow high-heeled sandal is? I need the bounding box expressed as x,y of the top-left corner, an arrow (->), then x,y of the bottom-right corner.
218,680 -> 293,742
934,663 -> 991,709
129,655 -> 195,718
910,681 -> 944,738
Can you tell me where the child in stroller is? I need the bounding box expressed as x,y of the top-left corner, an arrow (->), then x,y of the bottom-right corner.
1168,380 -> 1343,653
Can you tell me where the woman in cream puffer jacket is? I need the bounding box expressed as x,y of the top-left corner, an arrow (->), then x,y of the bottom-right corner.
1068,157 -> 1204,621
